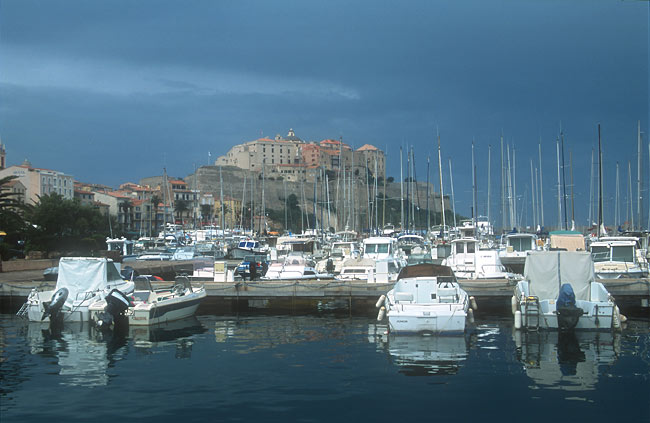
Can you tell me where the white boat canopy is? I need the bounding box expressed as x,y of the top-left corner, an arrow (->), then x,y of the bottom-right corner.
523,251 -> 595,302
55,257 -> 124,306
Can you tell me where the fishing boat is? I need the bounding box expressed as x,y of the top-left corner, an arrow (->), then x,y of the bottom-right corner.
19,257 -> 135,323
513,251 -> 622,331
91,276 -> 206,326
377,263 -> 475,334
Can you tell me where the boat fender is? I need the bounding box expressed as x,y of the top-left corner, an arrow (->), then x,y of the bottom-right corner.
377,306 -> 386,322
41,287 -> 69,321
375,295 -> 386,308
511,295 -> 518,315
468,308 -> 475,324
514,310 -> 522,330
470,296 -> 478,311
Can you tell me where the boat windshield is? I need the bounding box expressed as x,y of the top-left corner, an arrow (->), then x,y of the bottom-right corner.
365,243 -> 389,254
612,245 -> 635,263
509,237 -> 532,252
591,246 -> 610,262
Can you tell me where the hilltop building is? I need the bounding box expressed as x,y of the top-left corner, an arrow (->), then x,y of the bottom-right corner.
215,129 -> 385,182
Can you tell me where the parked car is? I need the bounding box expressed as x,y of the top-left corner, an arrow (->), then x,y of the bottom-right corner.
235,254 -> 269,280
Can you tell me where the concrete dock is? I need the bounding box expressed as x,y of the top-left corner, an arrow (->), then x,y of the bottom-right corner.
1,259 -> 649,315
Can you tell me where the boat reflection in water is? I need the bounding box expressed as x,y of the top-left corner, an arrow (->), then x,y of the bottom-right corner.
369,324 -> 469,376
25,321 -> 127,387
24,317 -> 207,385
129,316 -> 206,349
513,329 -> 620,391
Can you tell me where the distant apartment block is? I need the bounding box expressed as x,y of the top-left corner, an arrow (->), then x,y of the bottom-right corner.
0,160 -> 74,204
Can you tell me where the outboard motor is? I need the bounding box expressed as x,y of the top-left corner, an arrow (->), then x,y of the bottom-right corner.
42,287 -> 69,321
95,289 -> 134,331
556,283 -> 583,331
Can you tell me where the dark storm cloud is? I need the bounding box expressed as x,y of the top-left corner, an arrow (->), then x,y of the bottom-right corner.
0,0 -> 648,226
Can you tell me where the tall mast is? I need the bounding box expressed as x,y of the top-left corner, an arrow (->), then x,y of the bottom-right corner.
561,131 -> 568,230
598,124 -> 603,238
382,152 -> 387,230
530,159 -> 536,230
426,156 -> 431,231
400,146 -> 404,231
241,174 -> 247,230
449,158 -> 457,228
615,162 -> 620,229
437,130 -> 446,234
628,161 -> 634,230
539,137 -> 544,226
570,150 -> 575,230
487,145 -> 491,226
219,166 -> 225,242
507,144 -> 514,228
556,137 -> 562,230
589,148 -> 595,226
501,135 -> 506,231
471,140 -> 478,238
513,146 -> 517,229
637,120 -> 643,230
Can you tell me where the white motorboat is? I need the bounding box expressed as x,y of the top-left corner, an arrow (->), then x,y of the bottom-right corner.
20,257 -> 135,323
378,263 -> 473,335
589,236 -> 649,279
263,254 -> 333,280
443,237 -> 516,279
513,251 -> 622,331
337,257 -> 402,283
91,276 -> 206,326
498,233 -> 541,274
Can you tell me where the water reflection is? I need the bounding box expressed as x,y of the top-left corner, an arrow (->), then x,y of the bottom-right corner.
21,317 -> 207,386
514,329 -> 620,391
369,324 -> 469,376
25,321 -> 125,387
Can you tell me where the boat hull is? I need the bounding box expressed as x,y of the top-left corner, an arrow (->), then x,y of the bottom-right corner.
388,309 -> 467,335
128,289 -> 207,326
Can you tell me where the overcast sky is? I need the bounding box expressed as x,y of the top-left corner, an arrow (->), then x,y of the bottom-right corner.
1,0 -> 648,229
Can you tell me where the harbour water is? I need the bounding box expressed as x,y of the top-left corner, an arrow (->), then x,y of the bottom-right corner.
1,313 -> 649,423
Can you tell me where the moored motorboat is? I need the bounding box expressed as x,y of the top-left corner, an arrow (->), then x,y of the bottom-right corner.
377,264 -> 475,335
19,257 -> 135,323
513,251 -> 622,331
126,276 -> 206,326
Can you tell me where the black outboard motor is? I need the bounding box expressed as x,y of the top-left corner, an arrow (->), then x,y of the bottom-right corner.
556,283 -> 583,331
42,287 -> 69,321
42,287 -> 69,332
95,289 -> 134,331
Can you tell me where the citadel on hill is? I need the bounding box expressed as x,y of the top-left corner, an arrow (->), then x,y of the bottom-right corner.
0,130 -> 448,235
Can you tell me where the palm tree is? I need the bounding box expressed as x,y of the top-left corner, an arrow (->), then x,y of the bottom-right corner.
174,199 -> 189,224
0,175 -> 30,266
150,194 -> 161,234
118,199 -> 133,231
200,204 -> 212,225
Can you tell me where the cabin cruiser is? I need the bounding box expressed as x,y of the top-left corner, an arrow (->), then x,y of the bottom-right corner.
106,237 -> 137,261
513,251 -> 622,331
263,253 -> 333,280
337,257 -> 402,283
397,234 -> 427,256
589,236 -> 648,279
315,241 -> 359,274
19,257 -> 135,323
377,264 -> 474,334
499,233 -> 541,274
91,276 -> 206,326
363,236 -> 400,261
443,238 -> 516,279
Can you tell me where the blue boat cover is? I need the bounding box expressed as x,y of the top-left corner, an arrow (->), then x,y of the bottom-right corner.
557,283 -> 576,308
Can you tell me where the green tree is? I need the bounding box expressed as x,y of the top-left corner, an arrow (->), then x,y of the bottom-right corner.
200,204 -> 213,224
26,193 -> 111,254
175,199 -> 189,223
150,194 -> 161,234
0,175 -> 30,261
